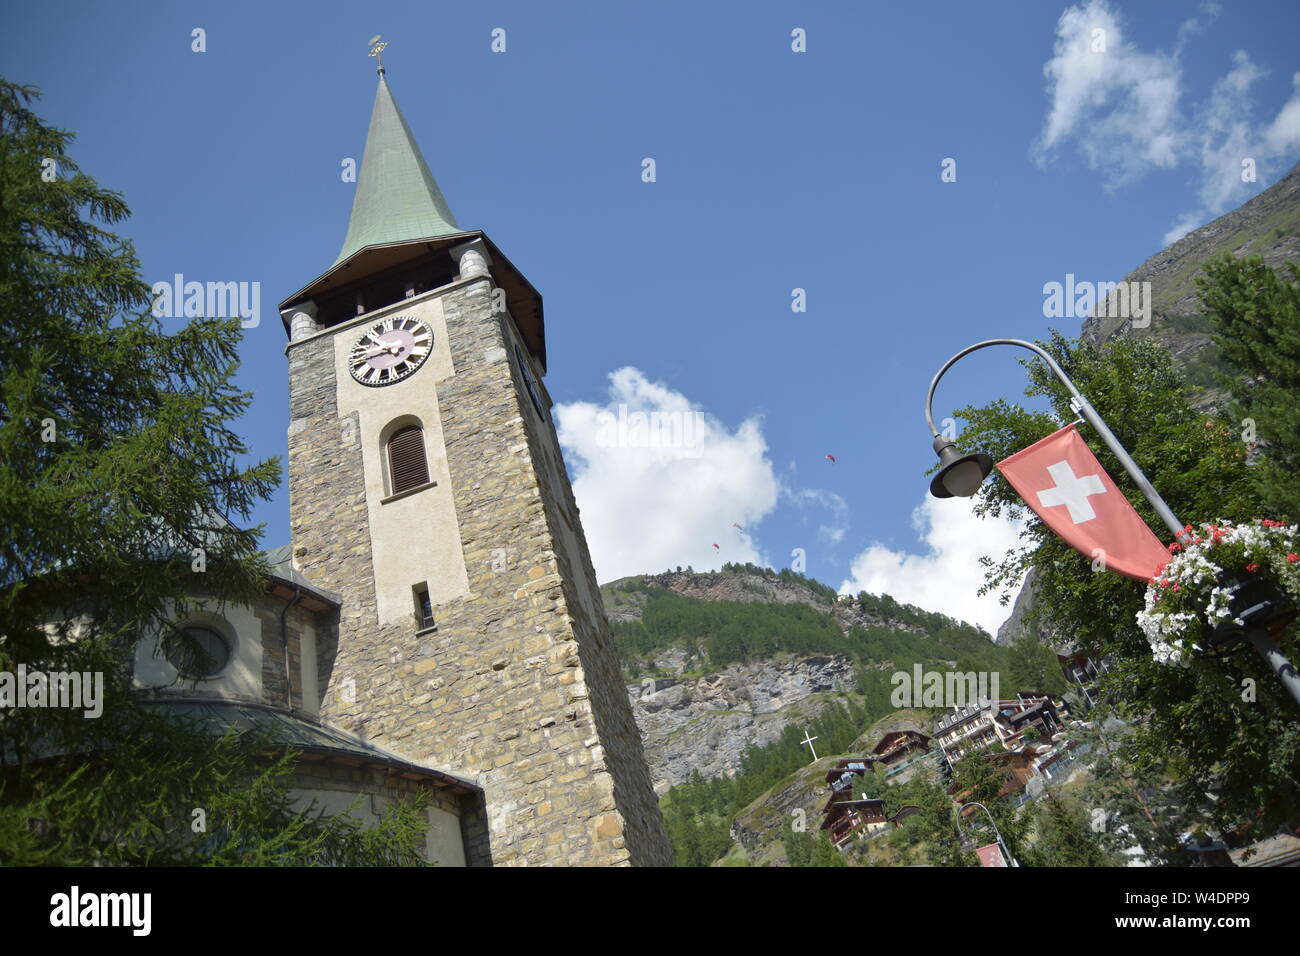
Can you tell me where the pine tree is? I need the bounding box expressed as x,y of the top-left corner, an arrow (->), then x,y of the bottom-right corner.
810,832 -> 847,866
782,823 -> 810,866
0,79 -> 427,864
1198,255 -> 1300,519
905,772 -> 975,866
1027,792 -> 1121,867
950,753 -> 1029,863
1006,633 -> 1068,695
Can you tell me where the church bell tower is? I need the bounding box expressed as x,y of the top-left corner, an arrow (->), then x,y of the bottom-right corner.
277,56 -> 671,866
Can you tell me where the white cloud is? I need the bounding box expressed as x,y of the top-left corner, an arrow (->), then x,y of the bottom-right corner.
1264,73 -> 1300,154
1033,0 -> 1184,189
787,487 -> 849,546
554,367 -> 779,582
1034,1 -> 1300,240
839,496 -> 1026,636
1166,61 -> 1300,238
1162,211 -> 1204,246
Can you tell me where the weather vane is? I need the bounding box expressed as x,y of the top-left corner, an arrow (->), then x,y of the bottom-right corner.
368,35 -> 388,74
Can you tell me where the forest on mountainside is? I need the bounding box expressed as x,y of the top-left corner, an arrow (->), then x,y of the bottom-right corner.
605,566 -> 1072,865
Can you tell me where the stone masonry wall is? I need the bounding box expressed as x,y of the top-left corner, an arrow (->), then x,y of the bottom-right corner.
501,318 -> 672,866
285,274 -> 671,866
291,758 -> 487,866
257,599 -> 315,713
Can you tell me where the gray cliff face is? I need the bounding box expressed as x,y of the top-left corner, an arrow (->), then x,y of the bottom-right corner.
625,650 -> 857,792
995,567 -> 1074,652
612,569 -> 832,609
604,569 -> 980,792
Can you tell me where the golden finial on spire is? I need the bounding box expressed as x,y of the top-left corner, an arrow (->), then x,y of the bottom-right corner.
368,35 -> 388,74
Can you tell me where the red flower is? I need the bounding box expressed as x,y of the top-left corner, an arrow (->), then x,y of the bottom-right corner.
1172,584 -> 1180,592
1168,542 -> 1182,553
1246,563 -> 1259,572
1287,554 -> 1299,564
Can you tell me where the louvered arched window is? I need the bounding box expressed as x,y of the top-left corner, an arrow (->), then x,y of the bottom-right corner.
387,425 -> 429,494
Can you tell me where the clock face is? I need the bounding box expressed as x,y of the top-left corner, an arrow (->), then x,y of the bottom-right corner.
348,316 -> 432,386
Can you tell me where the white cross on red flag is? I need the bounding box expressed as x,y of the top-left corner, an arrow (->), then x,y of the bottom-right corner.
995,424 -> 1169,582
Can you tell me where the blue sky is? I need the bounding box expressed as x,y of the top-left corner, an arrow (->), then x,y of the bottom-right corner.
5,0 -> 1299,633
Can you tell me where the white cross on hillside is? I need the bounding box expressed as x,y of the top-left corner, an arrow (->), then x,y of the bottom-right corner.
800,730 -> 819,762
1036,460 -> 1106,523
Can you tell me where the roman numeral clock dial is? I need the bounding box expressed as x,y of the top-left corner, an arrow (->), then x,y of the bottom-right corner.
348,316 -> 433,386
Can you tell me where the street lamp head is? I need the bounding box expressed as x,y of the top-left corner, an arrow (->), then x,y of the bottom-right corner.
929,435 -> 993,499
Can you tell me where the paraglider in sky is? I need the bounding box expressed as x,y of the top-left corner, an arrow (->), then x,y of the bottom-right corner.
712,543 -> 720,550
731,522 -> 744,532
825,453 -> 837,463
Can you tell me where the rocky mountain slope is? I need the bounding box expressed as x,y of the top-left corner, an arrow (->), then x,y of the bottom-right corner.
629,650 -> 856,791
605,566 -> 1002,791
1081,160 -> 1300,395
606,567 -> 931,636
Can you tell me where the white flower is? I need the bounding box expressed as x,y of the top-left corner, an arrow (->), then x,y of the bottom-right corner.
1149,639 -> 1184,665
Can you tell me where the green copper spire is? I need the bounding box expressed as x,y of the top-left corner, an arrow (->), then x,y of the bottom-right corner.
333,69 -> 461,266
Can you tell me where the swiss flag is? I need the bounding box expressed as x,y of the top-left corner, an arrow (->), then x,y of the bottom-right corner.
996,424 -> 1169,582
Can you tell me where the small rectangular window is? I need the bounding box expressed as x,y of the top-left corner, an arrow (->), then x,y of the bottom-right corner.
414,584 -> 435,631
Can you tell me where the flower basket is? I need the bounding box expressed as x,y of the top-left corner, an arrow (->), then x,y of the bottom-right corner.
1137,519 -> 1300,664
1201,569 -> 1294,650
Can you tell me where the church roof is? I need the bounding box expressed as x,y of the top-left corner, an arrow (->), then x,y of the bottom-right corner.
333,70 -> 462,267
263,543 -> 342,609
141,698 -> 480,794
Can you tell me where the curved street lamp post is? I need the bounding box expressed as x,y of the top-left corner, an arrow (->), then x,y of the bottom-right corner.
924,338 -> 1300,707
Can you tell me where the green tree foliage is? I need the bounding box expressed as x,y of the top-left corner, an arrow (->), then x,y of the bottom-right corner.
779,818 -> 845,867
954,331 -> 1298,836
1197,255 -> 1300,519
0,715 -> 432,866
613,589 -> 851,672
0,80 -> 427,864
949,753 -> 1030,863
1025,792 -> 1123,867
892,771 -> 974,866
1068,716 -> 1187,865
782,826 -> 815,866
810,831 -> 847,866
613,581 -> 1016,711
1007,633 -> 1069,695
659,771 -> 734,867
